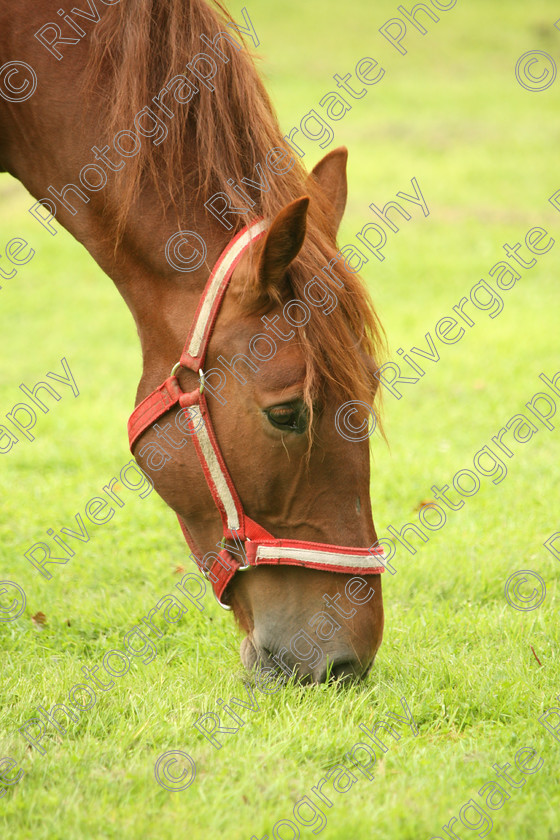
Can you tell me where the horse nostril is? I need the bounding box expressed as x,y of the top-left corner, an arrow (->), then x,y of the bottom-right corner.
258,646 -> 289,675
317,658 -> 364,684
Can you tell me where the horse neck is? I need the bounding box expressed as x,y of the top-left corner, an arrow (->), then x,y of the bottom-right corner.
5,104 -> 231,399
89,199 -> 233,401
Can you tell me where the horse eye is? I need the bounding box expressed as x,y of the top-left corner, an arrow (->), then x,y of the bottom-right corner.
264,401 -> 308,434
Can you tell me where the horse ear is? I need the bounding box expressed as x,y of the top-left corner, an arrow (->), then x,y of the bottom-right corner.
258,196 -> 310,295
307,146 -> 348,237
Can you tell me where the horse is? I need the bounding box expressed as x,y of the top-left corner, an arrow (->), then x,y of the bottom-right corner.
0,0 -> 387,683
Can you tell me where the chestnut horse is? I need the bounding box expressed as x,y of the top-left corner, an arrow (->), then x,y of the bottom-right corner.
0,0 -> 386,682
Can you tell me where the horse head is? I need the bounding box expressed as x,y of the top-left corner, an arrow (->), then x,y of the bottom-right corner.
133,148 -> 386,684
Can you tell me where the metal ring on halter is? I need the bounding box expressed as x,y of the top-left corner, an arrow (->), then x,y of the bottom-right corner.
216,563 -> 251,608
237,561 -> 252,572
238,536 -> 251,571
170,361 -> 181,377
221,537 -> 251,572
215,592 -> 232,610
199,368 -> 205,394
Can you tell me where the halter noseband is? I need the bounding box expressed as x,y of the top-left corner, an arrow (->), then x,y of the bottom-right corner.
127,219 -> 385,608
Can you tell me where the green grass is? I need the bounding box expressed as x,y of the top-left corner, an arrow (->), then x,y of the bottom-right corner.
1,0 -> 560,838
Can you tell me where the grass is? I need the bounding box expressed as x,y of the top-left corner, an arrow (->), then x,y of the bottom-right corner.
1,0 -> 560,838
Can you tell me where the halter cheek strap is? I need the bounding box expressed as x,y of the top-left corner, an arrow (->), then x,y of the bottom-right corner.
128,219 -> 385,608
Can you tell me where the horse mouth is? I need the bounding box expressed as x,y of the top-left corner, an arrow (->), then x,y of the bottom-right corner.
240,634 -> 260,670
240,635 -> 371,685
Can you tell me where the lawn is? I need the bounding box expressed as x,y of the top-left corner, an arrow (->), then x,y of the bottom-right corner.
1,0 -> 559,838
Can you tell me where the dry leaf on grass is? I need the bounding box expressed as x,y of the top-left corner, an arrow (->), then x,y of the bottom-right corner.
413,499 -> 437,511
31,611 -> 47,628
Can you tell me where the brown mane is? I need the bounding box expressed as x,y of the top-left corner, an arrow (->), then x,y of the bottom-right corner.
87,0 -> 386,422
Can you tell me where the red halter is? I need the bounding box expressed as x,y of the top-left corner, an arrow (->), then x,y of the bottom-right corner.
128,219 -> 385,608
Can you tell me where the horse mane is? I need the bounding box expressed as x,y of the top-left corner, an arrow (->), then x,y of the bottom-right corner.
87,0 -> 386,427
